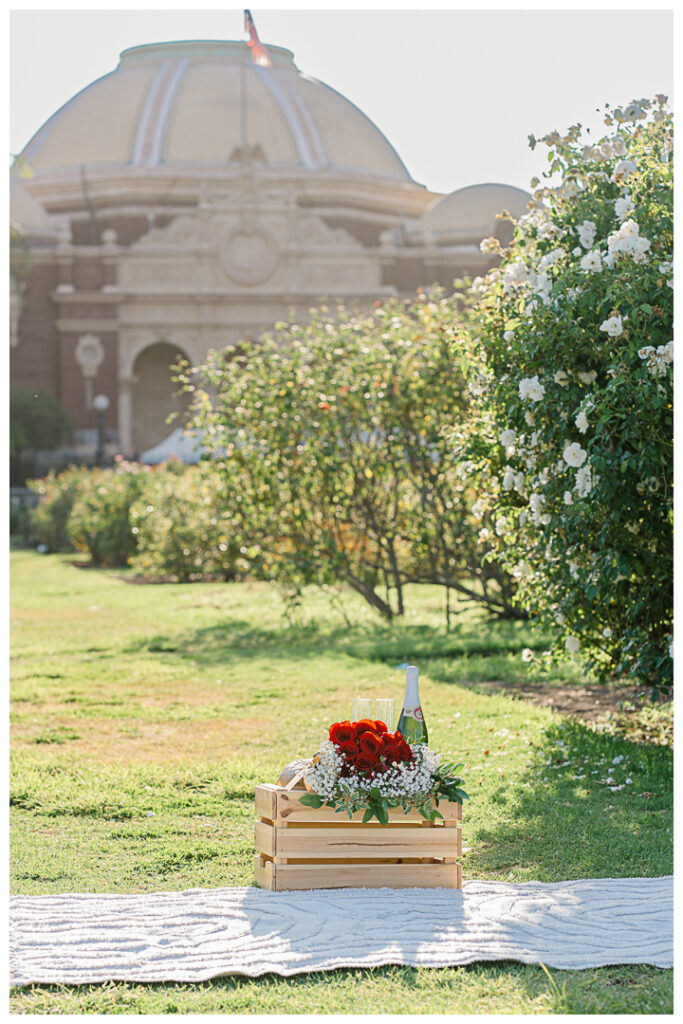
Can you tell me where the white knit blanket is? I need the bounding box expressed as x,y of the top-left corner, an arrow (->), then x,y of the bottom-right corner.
10,876 -> 672,986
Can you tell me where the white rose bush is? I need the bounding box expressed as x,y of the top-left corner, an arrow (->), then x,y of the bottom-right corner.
467,97 -> 672,695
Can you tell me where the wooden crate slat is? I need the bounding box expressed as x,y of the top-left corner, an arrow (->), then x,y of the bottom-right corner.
269,861 -> 461,891
255,784 -> 278,821
253,854 -> 274,889
254,820 -> 276,859
275,789 -> 463,824
275,824 -> 461,860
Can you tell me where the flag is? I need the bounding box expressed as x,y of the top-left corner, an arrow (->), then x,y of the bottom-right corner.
244,10 -> 271,68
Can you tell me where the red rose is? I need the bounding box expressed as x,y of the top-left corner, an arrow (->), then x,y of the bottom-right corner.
354,718 -> 381,736
358,731 -> 383,757
373,720 -> 388,734
397,739 -> 412,762
382,740 -> 402,764
337,740 -> 359,761
355,752 -> 380,773
329,721 -> 356,745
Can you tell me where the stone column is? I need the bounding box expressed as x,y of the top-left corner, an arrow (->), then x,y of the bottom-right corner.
118,377 -> 134,456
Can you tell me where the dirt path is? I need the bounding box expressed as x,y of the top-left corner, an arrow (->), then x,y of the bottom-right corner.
467,679 -> 661,726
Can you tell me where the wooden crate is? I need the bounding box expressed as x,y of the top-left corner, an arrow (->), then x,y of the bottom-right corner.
254,783 -> 462,891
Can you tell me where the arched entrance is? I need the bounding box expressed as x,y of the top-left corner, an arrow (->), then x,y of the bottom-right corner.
131,342 -> 190,455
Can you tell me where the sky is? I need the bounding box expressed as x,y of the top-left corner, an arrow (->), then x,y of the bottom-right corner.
8,3 -> 674,197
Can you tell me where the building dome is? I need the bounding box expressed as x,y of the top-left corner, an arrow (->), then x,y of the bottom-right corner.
419,182 -> 531,243
18,40 -> 412,185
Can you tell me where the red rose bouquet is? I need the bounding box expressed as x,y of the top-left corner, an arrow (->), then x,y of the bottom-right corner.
301,718 -> 467,824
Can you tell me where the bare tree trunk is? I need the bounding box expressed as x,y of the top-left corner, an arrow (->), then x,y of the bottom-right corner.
344,569 -> 394,620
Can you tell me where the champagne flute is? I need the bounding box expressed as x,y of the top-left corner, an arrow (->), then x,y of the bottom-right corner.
351,697 -> 373,722
374,698 -> 396,732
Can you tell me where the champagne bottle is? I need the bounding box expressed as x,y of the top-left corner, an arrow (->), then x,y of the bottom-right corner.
396,665 -> 428,745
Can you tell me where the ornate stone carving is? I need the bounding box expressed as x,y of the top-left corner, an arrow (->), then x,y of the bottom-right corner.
294,215 -> 360,249
218,225 -> 279,285
75,333 -> 104,379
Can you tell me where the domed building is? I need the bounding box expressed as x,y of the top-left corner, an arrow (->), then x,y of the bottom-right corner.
10,39 -> 530,463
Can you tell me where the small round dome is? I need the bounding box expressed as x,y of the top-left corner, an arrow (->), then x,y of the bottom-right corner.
420,183 -> 531,242
18,40 -> 412,183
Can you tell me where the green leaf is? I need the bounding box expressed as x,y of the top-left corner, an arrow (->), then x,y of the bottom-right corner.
298,793 -> 323,808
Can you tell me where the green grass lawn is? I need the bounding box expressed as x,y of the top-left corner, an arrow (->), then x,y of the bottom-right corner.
9,551 -> 673,1014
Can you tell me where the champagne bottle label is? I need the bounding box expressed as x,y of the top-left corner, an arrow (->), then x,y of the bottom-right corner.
402,706 -> 423,720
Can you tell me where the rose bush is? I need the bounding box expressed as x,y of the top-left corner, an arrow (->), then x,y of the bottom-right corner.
28,465 -> 92,552
466,96 -> 673,695
67,459 -> 148,566
184,294 -> 518,622
129,460 -> 245,582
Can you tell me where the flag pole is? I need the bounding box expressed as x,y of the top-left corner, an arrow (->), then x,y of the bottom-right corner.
240,42 -> 247,152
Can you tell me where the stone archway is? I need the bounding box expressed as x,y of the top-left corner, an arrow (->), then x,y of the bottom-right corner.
131,342 -> 190,455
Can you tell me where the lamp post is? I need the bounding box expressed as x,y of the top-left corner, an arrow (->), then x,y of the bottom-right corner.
92,393 -> 110,467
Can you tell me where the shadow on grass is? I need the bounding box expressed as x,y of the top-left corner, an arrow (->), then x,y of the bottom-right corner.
9,960 -> 673,1015
465,718 -> 673,882
123,614 -> 551,670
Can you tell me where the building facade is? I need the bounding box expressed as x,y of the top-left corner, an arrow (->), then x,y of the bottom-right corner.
10,39 -> 530,462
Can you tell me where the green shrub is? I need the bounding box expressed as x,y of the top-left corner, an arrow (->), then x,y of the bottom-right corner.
185,294 -> 517,622
129,462 -> 244,582
28,466 -> 91,552
67,460 -> 148,567
467,96 -> 673,694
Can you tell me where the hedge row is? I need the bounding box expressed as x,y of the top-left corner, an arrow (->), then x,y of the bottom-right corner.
27,459 -> 245,582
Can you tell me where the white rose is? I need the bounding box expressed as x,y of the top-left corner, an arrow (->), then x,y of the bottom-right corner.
632,236 -> 651,263
619,218 -> 639,239
500,429 -> 515,447
502,466 -> 516,490
503,330 -> 515,342
613,159 -> 637,181
519,375 -> 546,402
524,411 -> 535,427
521,648 -> 534,662
580,251 -> 602,273
575,464 -> 597,497
554,370 -> 569,386
565,635 -> 581,654
577,371 -> 597,385
614,194 -> 635,221
611,135 -> 627,156
495,516 -> 509,536
471,499 -> 485,520
563,442 -> 588,468
538,248 -> 564,271
575,410 -> 589,433
602,627 -> 612,638
563,491 -> 573,505
599,315 -> 623,337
